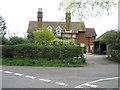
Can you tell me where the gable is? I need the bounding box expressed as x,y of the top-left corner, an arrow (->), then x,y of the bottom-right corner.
47,26 -> 53,32
85,28 -> 97,37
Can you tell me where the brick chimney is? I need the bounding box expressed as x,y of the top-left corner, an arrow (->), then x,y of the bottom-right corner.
66,10 -> 71,31
37,8 -> 43,28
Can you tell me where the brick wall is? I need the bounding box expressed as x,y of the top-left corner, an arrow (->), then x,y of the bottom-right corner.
76,32 -> 86,44
76,32 -> 96,53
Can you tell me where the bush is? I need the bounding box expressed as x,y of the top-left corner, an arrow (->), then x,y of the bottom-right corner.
0,37 -> 11,45
34,29 -> 56,43
2,45 -> 13,57
110,50 -> 120,63
0,36 -> 30,45
13,44 -> 39,58
44,45 -> 81,59
101,31 -> 120,50
2,44 -> 82,59
9,36 -> 28,45
38,38 -> 76,46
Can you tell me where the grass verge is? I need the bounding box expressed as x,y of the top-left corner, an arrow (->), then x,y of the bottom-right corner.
0,58 -> 87,67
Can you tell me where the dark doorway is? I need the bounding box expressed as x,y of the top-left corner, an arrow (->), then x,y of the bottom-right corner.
93,41 -> 106,55
100,43 -> 106,54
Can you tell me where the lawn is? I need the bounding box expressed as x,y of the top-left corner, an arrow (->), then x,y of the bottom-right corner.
1,58 -> 87,67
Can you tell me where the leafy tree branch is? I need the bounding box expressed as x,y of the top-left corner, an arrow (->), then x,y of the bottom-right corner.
59,0 -> 118,21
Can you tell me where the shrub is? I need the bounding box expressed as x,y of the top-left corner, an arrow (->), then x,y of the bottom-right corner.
50,38 -> 75,46
38,38 -> 76,46
101,31 -> 120,50
110,50 -> 120,63
9,36 -> 28,45
2,45 -> 13,57
0,37 -> 11,45
13,44 -> 39,58
34,29 -> 56,43
2,44 -> 82,59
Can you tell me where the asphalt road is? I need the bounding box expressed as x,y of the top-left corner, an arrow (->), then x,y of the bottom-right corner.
1,54 -> 119,88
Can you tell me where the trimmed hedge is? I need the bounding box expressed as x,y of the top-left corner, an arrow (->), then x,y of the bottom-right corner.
2,44 -> 82,59
2,45 -> 13,58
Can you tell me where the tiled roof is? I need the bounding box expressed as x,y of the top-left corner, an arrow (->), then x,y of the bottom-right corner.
27,21 -> 85,33
85,28 -> 97,37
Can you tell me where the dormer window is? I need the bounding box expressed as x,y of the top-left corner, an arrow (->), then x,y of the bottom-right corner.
56,26 -> 62,36
65,29 -> 72,32
47,26 -> 53,32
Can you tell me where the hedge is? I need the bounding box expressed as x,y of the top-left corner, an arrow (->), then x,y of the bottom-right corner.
2,44 -> 82,59
2,45 -> 13,58
110,50 -> 120,63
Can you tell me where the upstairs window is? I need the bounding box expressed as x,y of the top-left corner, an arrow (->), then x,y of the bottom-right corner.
47,26 -> 53,32
56,26 -> 62,36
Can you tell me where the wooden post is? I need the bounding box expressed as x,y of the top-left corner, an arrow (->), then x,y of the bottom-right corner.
99,41 -> 101,54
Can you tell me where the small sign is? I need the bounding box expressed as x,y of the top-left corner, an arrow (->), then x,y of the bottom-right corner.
81,43 -> 85,47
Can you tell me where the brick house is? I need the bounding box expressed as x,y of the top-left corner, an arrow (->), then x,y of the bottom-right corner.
27,8 -> 97,53
76,28 -> 97,53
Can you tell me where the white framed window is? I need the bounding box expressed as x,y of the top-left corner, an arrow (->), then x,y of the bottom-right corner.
47,26 -> 53,32
65,29 -> 72,32
56,26 -> 62,36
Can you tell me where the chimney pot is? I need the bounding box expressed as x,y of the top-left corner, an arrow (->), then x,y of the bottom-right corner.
38,8 -> 42,12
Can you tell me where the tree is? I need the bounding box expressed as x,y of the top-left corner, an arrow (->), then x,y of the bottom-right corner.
101,30 -> 120,50
0,36 -> 10,45
9,36 -> 28,45
59,0 -> 118,21
0,15 -> 7,37
34,29 -> 56,43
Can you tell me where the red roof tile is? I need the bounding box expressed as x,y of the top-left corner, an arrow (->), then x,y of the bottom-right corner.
85,28 -> 97,37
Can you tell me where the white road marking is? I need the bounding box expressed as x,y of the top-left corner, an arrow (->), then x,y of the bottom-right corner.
4,71 -> 13,74
3,70 -> 68,87
25,75 -> 37,79
39,79 -> 51,82
83,83 -> 98,88
75,77 -> 120,88
14,73 -> 23,76
88,77 -> 120,84
55,82 -> 68,86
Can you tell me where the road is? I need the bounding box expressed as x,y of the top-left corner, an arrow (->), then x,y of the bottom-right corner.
1,54 -> 119,88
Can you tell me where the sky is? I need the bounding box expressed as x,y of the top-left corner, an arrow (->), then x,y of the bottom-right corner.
0,0 -> 118,38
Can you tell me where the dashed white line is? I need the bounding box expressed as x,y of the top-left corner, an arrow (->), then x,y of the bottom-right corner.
2,70 -> 68,87
14,73 -> 23,76
4,71 -> 13,74
25,75 -> 37,79
55,82 -> 68,86
75,77 -> 120,88
39,79 -> 51,82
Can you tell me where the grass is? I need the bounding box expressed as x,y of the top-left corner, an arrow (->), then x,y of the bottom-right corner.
0,58 -> 87,67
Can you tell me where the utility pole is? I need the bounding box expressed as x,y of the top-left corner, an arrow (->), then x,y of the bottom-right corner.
118,0 -> 120,31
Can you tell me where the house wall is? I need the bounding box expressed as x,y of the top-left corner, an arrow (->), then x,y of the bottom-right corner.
76,33 -> 96,53
86,37 -> 95,45
61,33 -> 76,39
76,32 -> 86,44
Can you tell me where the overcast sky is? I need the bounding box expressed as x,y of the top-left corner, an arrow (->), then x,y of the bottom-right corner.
0,0 -> 118,38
